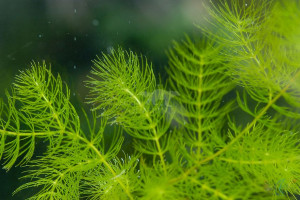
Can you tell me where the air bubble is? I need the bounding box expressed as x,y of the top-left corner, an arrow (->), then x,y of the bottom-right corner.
245,3 -> 248,6
74,37 -> 77,41
92,19 -> 99,26
74,65 -> 77,69
74,9 -> 77,14
107,46 -> 113,53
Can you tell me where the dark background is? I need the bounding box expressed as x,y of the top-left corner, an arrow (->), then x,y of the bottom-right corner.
0,0 -> 207,199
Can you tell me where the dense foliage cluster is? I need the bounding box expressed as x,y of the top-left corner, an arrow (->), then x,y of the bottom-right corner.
1,0 -> 300,199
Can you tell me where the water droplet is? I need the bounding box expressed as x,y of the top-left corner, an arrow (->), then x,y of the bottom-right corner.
74,65 -> 77,69
92,19 -> 99,26
245,3 -> 248,6
74,37 -> 77,41
74,9 -> 77,14
38,34 -> 42,38
73,92 -> 76,96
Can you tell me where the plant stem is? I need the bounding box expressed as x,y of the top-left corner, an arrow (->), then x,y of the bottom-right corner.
124,88 -> 167,175
169,69 -> 300,184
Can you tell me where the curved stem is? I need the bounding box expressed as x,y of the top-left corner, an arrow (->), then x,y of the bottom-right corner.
124,88 -> 167,175
76,134 -> 134,200
37,82 -> 134,200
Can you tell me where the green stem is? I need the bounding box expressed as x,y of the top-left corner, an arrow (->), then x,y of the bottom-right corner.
124,88 -> 167,175
169,69 -> 300,184
37,82 -> 134,200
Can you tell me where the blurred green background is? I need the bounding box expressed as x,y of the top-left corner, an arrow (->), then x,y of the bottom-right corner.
0,0 -> 209,199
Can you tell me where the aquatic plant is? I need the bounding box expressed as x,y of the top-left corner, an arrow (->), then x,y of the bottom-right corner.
1,0 -> 300,199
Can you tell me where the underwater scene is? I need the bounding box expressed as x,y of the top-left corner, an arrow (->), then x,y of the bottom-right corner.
0,0 -> 300,199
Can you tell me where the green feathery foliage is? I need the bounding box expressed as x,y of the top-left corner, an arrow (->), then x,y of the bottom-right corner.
1,0 -> 300,199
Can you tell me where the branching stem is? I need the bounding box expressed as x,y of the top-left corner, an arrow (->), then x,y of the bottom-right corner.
169,69 -> 300,184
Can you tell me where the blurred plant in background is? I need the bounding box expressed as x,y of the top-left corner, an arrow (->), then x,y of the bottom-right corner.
0,0 -> 209,99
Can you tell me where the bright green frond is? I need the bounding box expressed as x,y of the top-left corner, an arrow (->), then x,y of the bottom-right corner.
14,114 -> 131,200
220,123 -> 300,197
87,47 -> 156,122
13,62 -> 80,133
87,47 -> 174,173
167,37 -> 234,158
0,62 -> 82,170
0,64 -> 137,200
202,0 -> 300,121
81,155 -> 140,200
